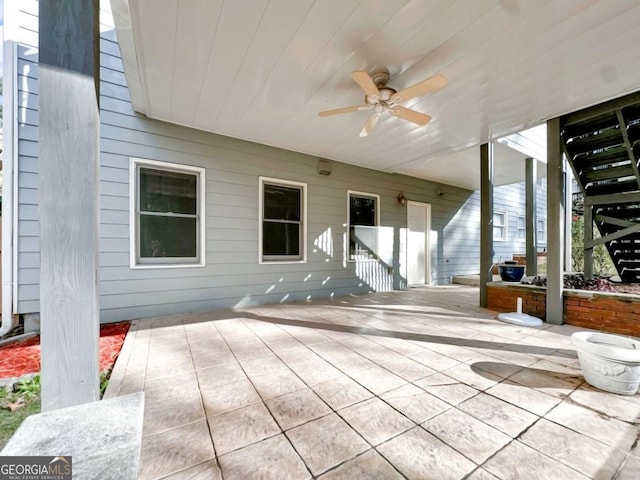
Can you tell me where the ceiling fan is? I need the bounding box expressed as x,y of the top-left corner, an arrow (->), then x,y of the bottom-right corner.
318,68 -> 447,137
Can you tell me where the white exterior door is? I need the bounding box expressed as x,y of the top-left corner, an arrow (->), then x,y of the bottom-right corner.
407,201 -> 431,286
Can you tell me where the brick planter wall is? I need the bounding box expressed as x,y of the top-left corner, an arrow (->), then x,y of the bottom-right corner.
487,282 -> 640,337
487,284 -> 547,320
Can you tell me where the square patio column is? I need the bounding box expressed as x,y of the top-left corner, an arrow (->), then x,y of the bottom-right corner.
525,157 -> 538,276
565,165 -> 574,272
546,118 -> 565,325
39,0 -> 101,410
480,143 -> 494,308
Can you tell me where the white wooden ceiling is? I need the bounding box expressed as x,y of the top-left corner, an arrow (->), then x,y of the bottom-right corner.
111,0 -> 640,190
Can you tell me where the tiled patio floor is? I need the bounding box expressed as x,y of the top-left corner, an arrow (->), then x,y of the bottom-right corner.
105,286 -> 640,480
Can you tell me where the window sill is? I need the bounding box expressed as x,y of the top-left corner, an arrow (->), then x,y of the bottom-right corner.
130,262 -> 206,270
259,259 -> 307,265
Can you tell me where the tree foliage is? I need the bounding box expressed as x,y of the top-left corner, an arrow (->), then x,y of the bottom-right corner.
571,215 -> 616,276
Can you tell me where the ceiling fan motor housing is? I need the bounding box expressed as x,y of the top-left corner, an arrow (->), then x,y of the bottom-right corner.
365,87 -> 397,105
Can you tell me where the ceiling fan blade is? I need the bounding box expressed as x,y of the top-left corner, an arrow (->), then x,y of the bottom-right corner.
359,112 -> 381,137
318,105 -> 372,117
351,71 -> 381,101
390,106 -> 432,126
390,74 -> 447,104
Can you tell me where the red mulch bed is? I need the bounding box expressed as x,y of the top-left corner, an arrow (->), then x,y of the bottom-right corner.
0,322 -> 130,379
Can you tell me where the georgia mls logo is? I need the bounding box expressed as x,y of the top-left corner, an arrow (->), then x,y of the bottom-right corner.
48,457 -> 71,475
0,456 -> 72,480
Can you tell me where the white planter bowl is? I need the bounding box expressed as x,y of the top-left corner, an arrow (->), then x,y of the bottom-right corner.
571,331 -> 640,395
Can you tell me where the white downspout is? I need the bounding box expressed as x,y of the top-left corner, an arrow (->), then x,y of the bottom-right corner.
1,27 -> 19,335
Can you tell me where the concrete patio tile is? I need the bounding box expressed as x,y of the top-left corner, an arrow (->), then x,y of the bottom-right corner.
325,352 -> 377,374
143,388 -> 205,436
286,329 -> 331,347
306,341 -> 353,360
227,340 -> 273,363
250,369 -> 307,399
113,287 -> 640,479
195,362 -> 247,390
409,348 -> 461,371
508,366 -> 579,399
569,384 -> 640,423
380,383 -> 450,424
160,460 -> 222,480
208,403 -> 280,455
546,401 -> 638,450
414,372 -> 480,406
348,365 -> 408,395
519,418 -> 627,478
368,334 -> 426,356
239,353 -> 290,378
311,375 -> 373,410
188,340 -> 236,370
483,348 -> 540,368
339,397 -> 414,446
465,469 -> 500,480
617,455 -> 640,480
317,449 -> 404,479
263,336 -> 306,354
374,355 -> 436,382
139,420 -> 215,480
484,380 -> 561,416
218,434 -> 310,480
286,358 -> 344,386
528,357 -> 584,379
422,408 -> 511,464
443,362 -> 502,391
286,413 -> 369,476
201,378 -> 261,417
463,353 -> 524,378
483,440 -> 589,480
275,345 -> 319,366
143,371 -> 199,405
265,388 -> 332,431
429,343 -> 483,363
377,426 -> 475,480
458,392 -> 538,437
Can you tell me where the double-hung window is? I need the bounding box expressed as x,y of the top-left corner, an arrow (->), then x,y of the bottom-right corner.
348,191 -> 379,261
517,215 -> 526,242
493,211 -> 507,241
130,158 -> 205,268
260,177 -> 307,263
537,219 -> 547,243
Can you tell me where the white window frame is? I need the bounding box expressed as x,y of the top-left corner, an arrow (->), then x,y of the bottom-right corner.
259,177 -> 307,264
129,158 -> 206,269
537,218 -> 547,243
517,214 -> 526,242
493,210 -> 507,242
347,190 -> 380,262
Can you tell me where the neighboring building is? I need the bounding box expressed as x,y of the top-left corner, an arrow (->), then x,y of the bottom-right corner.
493,178 -> 548,264
2,1 -> 549,326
